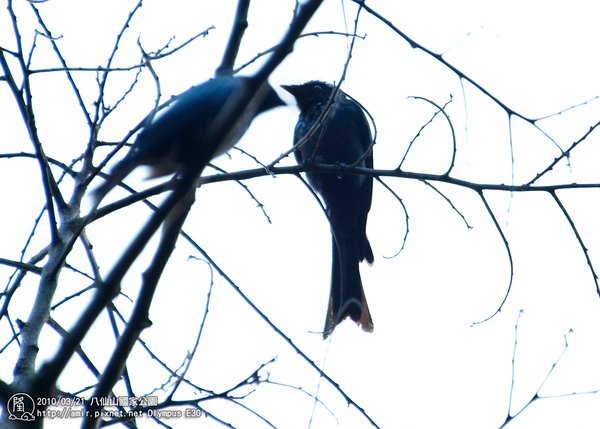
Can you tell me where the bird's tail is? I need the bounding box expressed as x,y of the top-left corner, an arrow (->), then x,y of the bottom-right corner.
323,234 -> 373,338
91,158 -> 137,209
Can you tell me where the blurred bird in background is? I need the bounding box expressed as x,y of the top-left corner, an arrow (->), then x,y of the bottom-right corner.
282,81 -> 374,338
93,76 -> 285,206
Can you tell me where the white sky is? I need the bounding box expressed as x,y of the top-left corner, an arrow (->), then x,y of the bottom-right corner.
2,0 -> 600,428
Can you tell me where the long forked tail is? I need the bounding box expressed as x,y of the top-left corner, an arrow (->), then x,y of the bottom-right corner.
323,235 -> 373,338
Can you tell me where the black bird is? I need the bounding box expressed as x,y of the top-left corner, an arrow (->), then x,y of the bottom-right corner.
94,76 -> 285,205
282,81 -> 374,338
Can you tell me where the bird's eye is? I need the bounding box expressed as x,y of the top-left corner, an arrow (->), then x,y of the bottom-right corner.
314,84 -> 322,91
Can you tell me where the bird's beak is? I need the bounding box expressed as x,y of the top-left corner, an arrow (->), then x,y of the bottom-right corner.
281,84 -> 300,98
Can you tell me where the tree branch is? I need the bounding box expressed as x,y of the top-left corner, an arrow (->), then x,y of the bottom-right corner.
217,0 -> 251,76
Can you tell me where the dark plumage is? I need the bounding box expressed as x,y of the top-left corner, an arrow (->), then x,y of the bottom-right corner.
94,76 -> 285,204
282,81 -> 374,338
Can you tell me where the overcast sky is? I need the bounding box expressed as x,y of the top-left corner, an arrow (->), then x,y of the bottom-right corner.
2,0 -> 600,428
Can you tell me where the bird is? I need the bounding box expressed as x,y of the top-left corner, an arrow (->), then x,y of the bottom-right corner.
93,76 -> 285,206
282,81 -> 374,338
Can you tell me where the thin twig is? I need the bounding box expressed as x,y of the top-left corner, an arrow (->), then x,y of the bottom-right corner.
402,95 -> 456,175
421,180 -> 471,229
471,190 -> 514,325
526,119 -> 600,186
376,177 -> 410,259
550,190 -> 600,296
499,327 -> 573,428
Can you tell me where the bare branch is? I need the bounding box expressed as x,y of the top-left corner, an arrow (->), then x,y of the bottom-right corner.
550,191 -> 600,296
179,233 -> 381,428
33,175 -> 197,400
29,4 -> 91,128
234,31 -> 365,74
471,190 -> 514,324
498,326 -> 574,428
0,258 -> 42,274
376,177 -> 410,259
420,180 -> 472,229
85,176 -> 197,428
217,0 -> 251,76
208,163 -> 273,224
526,119 -> 600,186
352,0 -> 567,158
402,95 -> 456,175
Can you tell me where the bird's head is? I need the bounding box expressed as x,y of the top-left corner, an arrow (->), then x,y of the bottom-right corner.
281,80 -> 336,113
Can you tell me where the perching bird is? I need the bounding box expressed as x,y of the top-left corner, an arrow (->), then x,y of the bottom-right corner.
282,81 -> 374,338
93,76 -> 285,205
